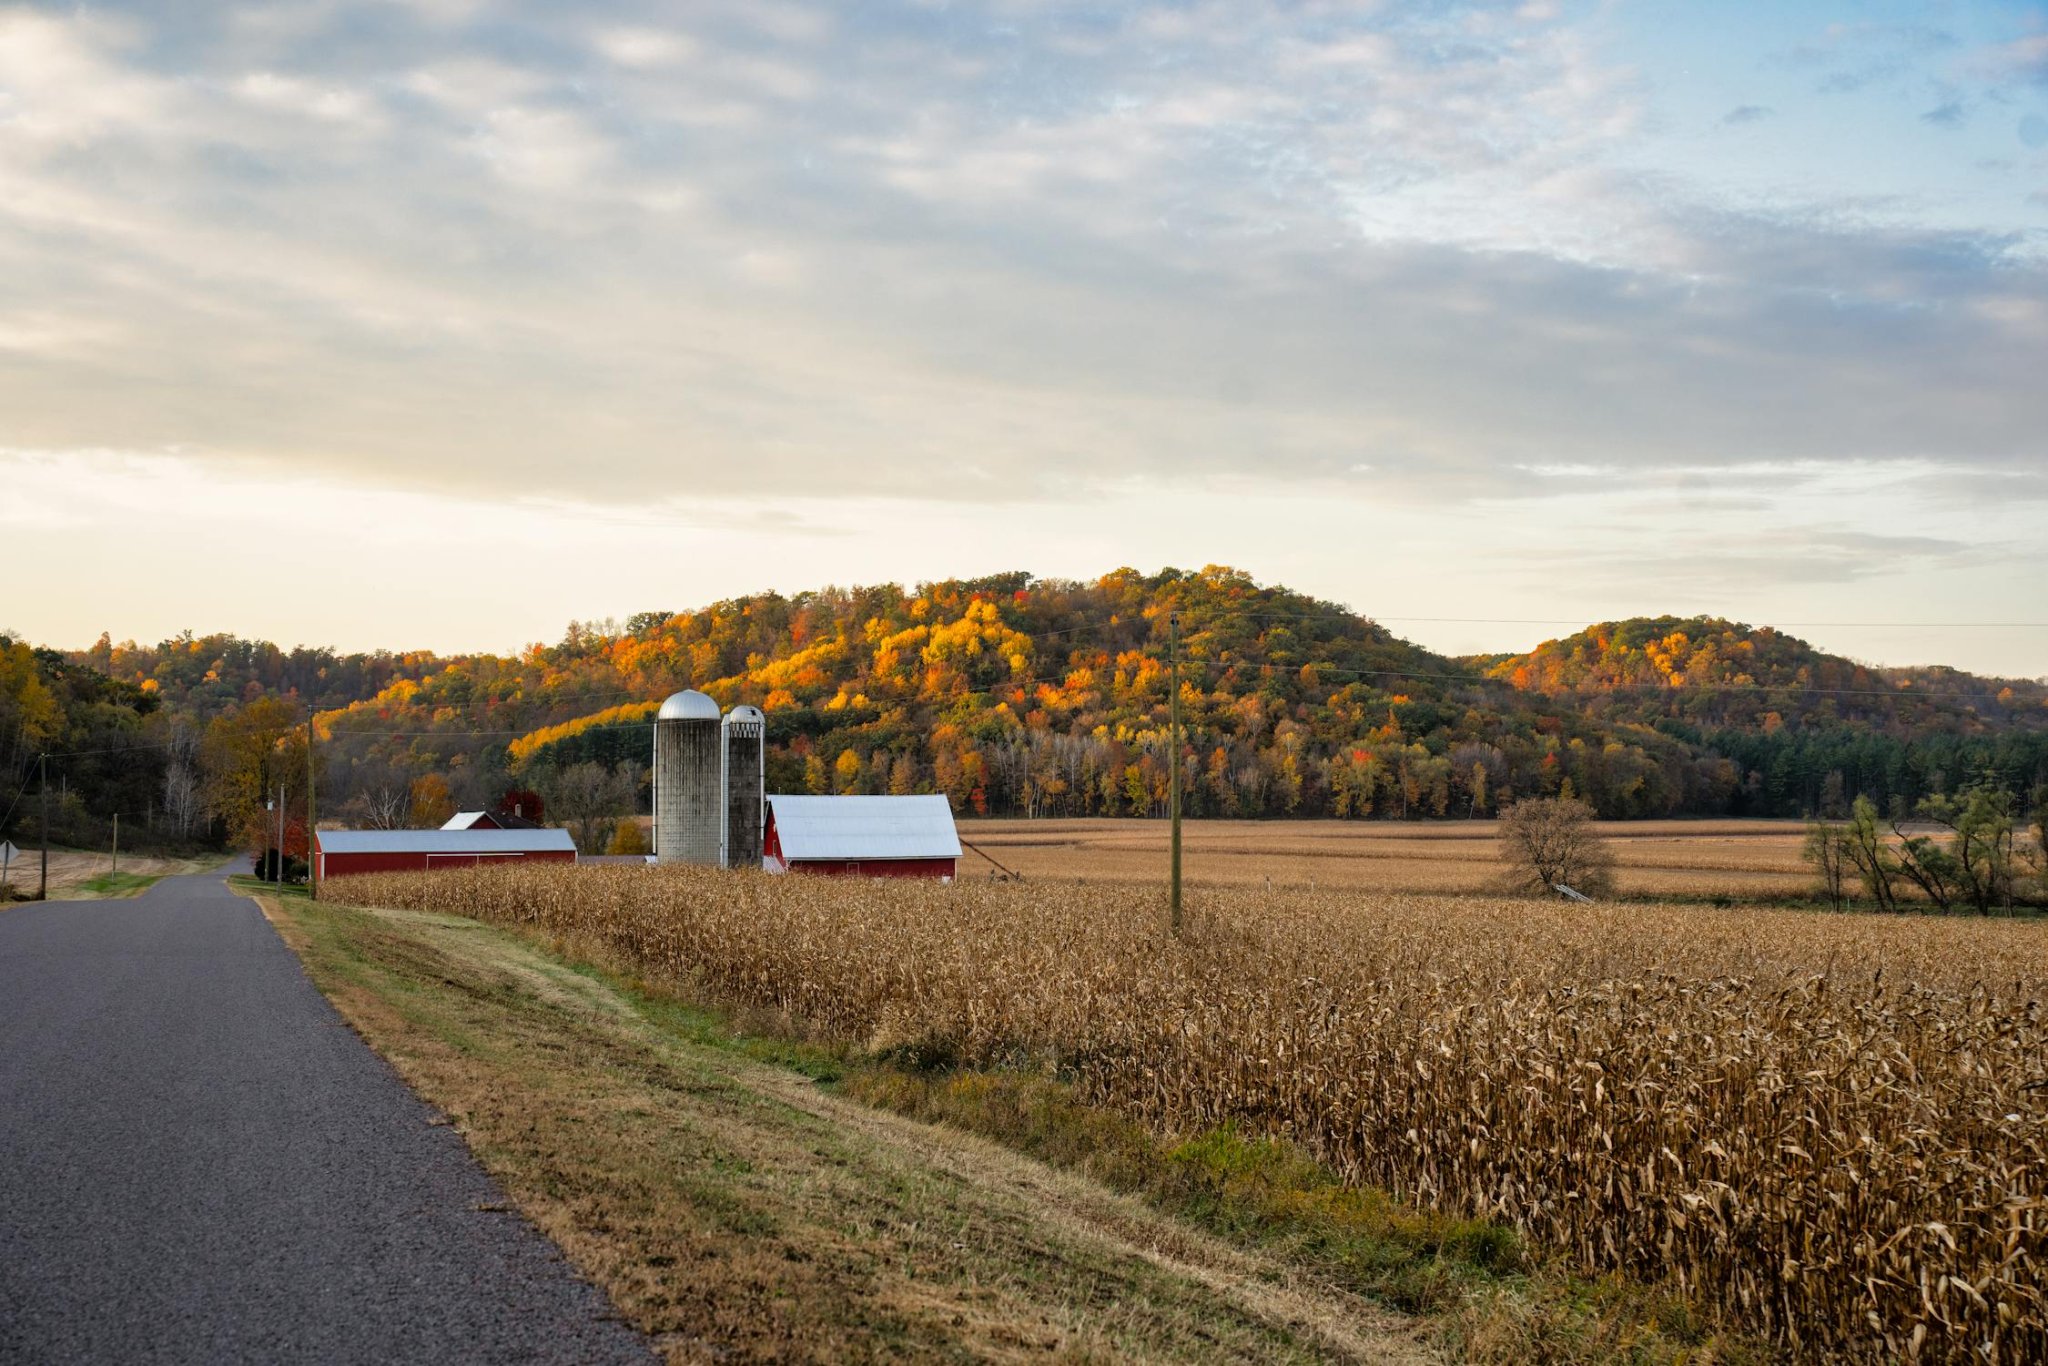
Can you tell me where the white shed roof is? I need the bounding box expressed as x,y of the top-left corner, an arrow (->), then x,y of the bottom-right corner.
768,795 -> 961,862
316,828 -> 577,855
442,811 -> 492,830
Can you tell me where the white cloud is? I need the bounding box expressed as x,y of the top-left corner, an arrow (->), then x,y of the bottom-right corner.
593,26 -> 698,69
0,0 -> 2042,666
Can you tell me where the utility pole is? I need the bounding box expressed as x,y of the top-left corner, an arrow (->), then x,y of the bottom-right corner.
38,754 -> 48,902
1168,608 -> 1182,935
305,718 -> 317,900
111,812 -> 119,878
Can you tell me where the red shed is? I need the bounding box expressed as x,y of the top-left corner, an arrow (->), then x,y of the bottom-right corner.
315,828 -> 578,879
763,795 -> 960,881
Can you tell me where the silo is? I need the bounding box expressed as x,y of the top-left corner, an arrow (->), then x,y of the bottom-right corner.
652,689 -> 721,865
720,705 -> 767,870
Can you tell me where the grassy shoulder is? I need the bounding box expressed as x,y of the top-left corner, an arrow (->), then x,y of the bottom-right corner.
255,885 -> 1439,1363
255,885 -> 1747,1364
76,869 -> 167,898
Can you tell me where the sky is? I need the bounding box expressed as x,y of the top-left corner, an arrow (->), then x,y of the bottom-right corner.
2,0 -> 2045,676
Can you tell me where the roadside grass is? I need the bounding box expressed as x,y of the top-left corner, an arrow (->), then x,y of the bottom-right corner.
77,870 -> 167,898
256,888 -> 1445,1364
259,886 -> 1748,1364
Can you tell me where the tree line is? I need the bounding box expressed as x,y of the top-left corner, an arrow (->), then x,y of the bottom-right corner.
7,567 -> 2046,859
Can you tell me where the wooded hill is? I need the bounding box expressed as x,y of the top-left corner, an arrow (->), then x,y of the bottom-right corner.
6,567 -> 2045,853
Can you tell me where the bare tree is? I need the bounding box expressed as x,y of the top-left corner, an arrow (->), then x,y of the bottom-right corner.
541,760 -> 639,854
1498,797 -> 1615,898
1801,820 -> 1851,911
160,724 -> 202,839
360,782 -> 411,830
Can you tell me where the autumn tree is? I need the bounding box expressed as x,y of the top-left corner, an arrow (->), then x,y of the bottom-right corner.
407,773 -> 455,829
1498,797 -> 1615,898
0,636 -> 62,792
200,697 -> 304,853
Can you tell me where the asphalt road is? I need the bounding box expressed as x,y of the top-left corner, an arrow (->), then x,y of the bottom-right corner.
0,868 -> 654,1364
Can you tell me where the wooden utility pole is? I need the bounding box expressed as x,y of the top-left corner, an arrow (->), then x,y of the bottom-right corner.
111,812 -> 119,878
305,718 -> 317,900
38,754 -> 49,902
1168,609 -> 1182,934
274,785 -> 284,895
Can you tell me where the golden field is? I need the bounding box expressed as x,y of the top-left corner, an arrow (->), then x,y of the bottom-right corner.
327,863 -> 2048,1360
958,816 -> 1813,899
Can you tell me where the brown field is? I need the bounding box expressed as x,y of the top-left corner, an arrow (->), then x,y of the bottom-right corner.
331,864 -> 2048,1361
958,817 -> 1814,899
0,848 -> 219,901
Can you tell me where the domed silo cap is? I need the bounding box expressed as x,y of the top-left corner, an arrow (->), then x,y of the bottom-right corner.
657,689 -> 721,721
722,705 -> 766,726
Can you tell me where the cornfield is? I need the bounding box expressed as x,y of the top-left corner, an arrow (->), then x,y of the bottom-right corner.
329,866 -> 2048,1360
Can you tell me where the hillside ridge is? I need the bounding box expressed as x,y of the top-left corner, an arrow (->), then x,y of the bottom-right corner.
7,568 -> 2045,848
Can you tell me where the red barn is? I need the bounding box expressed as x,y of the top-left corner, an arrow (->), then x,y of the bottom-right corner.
315,828 -> 578,879
441,809 -> 541,831
762,795 -> 960,881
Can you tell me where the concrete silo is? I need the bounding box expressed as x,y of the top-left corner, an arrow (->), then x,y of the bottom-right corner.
720,705 -> 767,870
652,689 -> 721,865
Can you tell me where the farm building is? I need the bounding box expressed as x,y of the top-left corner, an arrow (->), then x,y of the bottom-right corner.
315,828 -> 577,879
763,794 -> 961,881
442,808 -> 540,831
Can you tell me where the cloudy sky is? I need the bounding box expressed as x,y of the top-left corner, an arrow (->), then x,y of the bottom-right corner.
3,0 -> 2045,674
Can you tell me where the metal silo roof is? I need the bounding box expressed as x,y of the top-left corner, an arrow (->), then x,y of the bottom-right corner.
657,689 -> 720,721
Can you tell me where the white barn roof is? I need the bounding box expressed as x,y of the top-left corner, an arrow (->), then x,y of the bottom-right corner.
316,829 -> 576,854
768,795 -> 961,862
442,811 -> 492,830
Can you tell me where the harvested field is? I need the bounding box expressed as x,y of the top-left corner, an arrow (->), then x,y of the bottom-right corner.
0,848 -> 219,901
329,865 -> 2048,1361
956,817 -> 1813,900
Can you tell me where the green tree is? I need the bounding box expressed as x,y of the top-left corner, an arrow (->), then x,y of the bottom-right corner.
1920,787 -> 2018,914
1841,797 -> 1901,913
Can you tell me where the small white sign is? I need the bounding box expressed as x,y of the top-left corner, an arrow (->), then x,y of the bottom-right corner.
0,841 -> 18,866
